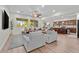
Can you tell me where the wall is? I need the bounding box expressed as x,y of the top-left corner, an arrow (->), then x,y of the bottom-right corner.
0,6 -> 11,51
38,19 -> 45,28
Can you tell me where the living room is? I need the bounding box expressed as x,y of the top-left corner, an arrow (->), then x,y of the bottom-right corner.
0,5 -> 79,53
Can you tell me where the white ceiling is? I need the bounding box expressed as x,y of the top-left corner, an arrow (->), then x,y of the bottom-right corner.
5,5 -> 79,21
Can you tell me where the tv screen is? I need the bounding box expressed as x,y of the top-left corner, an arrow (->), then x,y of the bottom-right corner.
2,10 -> 9,29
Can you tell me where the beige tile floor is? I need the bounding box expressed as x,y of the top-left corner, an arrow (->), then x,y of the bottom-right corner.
2,34 -> 79,53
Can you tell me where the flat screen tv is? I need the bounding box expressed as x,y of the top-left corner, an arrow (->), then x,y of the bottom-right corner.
2,10 -> 9,29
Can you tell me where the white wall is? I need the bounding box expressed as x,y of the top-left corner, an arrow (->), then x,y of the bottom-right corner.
0,6 -> 11,51
38,19 -> 44,28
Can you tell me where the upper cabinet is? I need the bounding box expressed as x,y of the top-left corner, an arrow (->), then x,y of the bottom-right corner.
53,19 -> 76,28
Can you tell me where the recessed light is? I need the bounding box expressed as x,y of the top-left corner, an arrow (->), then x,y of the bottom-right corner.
41,5 -> 45,8
61,16 -> 64,18
17,11 -> 20,13
53,12 -> 62,16
52,10 -> 56,13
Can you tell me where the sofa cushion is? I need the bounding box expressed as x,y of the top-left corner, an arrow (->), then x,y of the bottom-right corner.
10,34 -> 24,49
